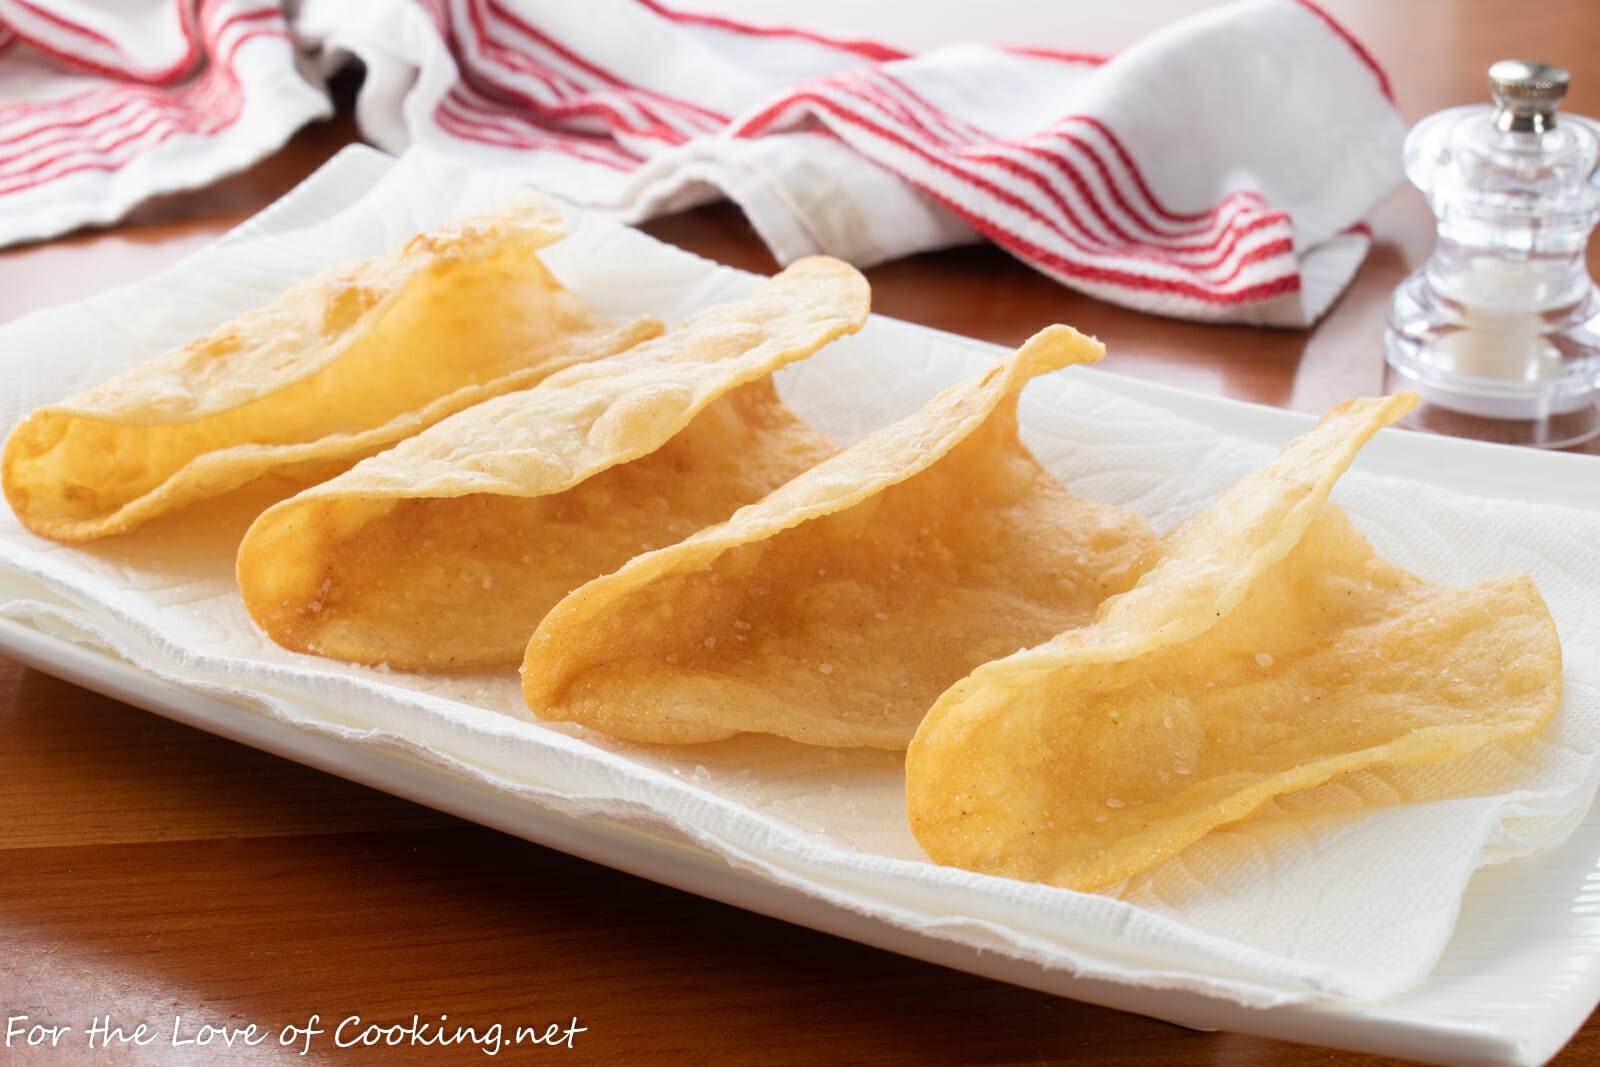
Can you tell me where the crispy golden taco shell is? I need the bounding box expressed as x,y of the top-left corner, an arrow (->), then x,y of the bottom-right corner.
238,257 -> 869,671
522,325 -> 1156,749
3,195 -> 658,541
906,393 -> 1563,892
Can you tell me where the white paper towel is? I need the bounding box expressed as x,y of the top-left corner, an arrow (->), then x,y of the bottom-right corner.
2,148 -> 1597,1009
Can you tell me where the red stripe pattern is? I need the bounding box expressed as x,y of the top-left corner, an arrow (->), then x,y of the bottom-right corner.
731,70 -> 1301,307
384,0 -> 1395,319
0,1 -> 293,199
0,0 -> 1399,320
431,0 -> 728,168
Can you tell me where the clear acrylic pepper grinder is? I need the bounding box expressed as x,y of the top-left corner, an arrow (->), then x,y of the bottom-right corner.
1385,60 -> 1600,448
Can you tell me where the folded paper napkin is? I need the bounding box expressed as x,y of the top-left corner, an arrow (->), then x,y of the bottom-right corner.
0,0 -> 1403,325
2,148 -> 1598,1014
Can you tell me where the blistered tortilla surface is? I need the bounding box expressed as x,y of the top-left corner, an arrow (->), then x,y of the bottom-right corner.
238,257 -> 870,671
3,195 -> 658,541
906,394 -> 1563,891
523,325 -> 1157,749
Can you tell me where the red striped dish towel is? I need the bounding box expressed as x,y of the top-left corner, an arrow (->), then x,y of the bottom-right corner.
0,0 -> 1405,326
0,1 -> 328,241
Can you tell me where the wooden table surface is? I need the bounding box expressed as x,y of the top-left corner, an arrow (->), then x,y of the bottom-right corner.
3,2 -> 1598,1064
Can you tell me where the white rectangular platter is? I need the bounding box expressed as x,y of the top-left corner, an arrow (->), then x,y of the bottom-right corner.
3,145 -> 1599,1067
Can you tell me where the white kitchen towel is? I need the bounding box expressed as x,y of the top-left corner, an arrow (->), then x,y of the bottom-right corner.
0,0 -> 1403,325
1,147 -> 1596,1012
0,0 -> 330,241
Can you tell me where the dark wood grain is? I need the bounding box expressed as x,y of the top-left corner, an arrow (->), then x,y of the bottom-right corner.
2,3 -> 1598,1065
